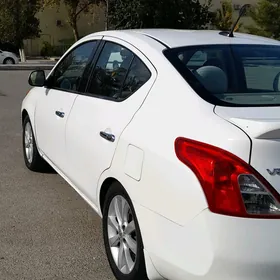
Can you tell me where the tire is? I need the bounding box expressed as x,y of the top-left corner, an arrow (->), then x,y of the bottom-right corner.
103,182 -> 148,280
4,58 -> 15,64
22,116 -> 50,172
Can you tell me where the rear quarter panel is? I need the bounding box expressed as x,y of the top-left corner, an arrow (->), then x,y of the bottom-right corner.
100,60 -> 251,226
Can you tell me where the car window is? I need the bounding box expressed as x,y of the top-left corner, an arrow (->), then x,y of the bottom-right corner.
241,52 -> 280,92
164,44 -> 280,106
119,56 -> 151,100
86,42 -> 151,101
86,41 -> 134,99
183,51 -> 207,68
180,47 -> 228,73
50,41 -> 98,92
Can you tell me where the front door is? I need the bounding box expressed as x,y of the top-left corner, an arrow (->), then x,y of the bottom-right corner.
35,39 -> 100,169
64,38 -> 157,204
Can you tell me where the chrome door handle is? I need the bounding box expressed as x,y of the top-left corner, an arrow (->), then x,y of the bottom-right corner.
55,110 -> 65,118
100,131 -> 115,142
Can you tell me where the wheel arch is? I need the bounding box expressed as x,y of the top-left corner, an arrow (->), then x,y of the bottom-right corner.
4,57 -> 15,64
22,109 -> 29,126
99,177 -> 119,214
21,103 -> 40,154
21,87 -> 41,147
98,174 -> 163,279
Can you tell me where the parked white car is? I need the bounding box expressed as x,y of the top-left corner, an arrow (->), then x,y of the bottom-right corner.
21,29 -> 280,280
0,49 -> 19,64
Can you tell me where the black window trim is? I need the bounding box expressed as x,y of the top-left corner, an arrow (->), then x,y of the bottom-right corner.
82,39 -> 152,103
163,44 -> 280,108
78,39 -> 105,93
44,39 -> 103,95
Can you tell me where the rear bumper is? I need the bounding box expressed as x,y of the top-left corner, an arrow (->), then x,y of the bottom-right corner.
135,204 -> 280,280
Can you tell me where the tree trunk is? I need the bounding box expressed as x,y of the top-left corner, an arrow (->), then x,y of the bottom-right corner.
105,0 -> 109,30
72,21 -> 79,42
21,48 -> 26,62
18,44 -> 26,62
19,49 -> 22,62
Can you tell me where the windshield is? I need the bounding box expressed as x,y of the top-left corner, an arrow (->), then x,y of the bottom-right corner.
164,44 -> 280,106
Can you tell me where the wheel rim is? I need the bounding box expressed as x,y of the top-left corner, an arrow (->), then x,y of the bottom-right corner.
5,59 -> 13,64
24,122 -> 34,164
107,195 -> 137,274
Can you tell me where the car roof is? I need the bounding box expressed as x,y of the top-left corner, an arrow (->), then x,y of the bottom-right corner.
88,29 -> 280,48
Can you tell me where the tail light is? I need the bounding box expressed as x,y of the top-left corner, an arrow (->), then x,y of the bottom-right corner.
175,137 -> 280,218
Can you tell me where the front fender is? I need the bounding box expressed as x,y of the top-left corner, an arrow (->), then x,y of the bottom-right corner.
21,87 -> 42,149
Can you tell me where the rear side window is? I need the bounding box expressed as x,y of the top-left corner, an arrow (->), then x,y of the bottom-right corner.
164,44 -> 280,107
86,42 -> 133,99
120,56 -> 151,99
86,41 -> 151,101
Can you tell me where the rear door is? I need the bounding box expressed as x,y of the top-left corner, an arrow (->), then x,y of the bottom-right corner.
34,39 -> 101,169
64,37 -> 157,204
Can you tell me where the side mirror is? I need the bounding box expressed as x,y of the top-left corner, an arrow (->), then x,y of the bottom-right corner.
28,70 -> 46,87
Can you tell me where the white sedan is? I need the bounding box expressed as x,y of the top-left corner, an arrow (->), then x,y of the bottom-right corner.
0,49 -> 19,64
21,29 -> 280,280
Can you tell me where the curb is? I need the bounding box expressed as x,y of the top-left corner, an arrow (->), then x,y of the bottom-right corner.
0,65 -> 54,71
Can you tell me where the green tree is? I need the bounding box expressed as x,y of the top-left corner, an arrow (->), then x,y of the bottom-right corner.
0,0 -> 40,61
108,0 -> 213,30
213,0 -> 242,31
43,0 -> 100,41
246,0 -> 280,39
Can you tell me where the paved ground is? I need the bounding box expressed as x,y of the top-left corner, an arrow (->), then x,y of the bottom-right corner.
0,71 -> 114,280
0,64 -> 54,71
20,60 -> 56,64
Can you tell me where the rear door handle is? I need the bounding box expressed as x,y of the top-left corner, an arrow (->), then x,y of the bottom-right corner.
55,110 -> 65,118
100,131 -> 115,142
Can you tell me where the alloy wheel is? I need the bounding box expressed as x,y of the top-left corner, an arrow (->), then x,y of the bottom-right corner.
24,122 -> 34,164
107,195 -> 138,274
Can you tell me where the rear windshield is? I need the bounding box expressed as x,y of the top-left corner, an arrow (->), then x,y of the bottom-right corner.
164,44 -> 280,107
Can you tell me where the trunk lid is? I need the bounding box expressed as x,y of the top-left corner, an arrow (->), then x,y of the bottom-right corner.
215,106 -> 280,194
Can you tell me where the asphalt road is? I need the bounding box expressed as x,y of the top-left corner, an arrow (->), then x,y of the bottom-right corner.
0,71 -> 114,280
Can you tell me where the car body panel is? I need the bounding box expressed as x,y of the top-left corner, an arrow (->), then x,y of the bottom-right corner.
135,204 -> 280,280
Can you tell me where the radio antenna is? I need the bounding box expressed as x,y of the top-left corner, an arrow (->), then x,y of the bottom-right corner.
228,4 -> 251,38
